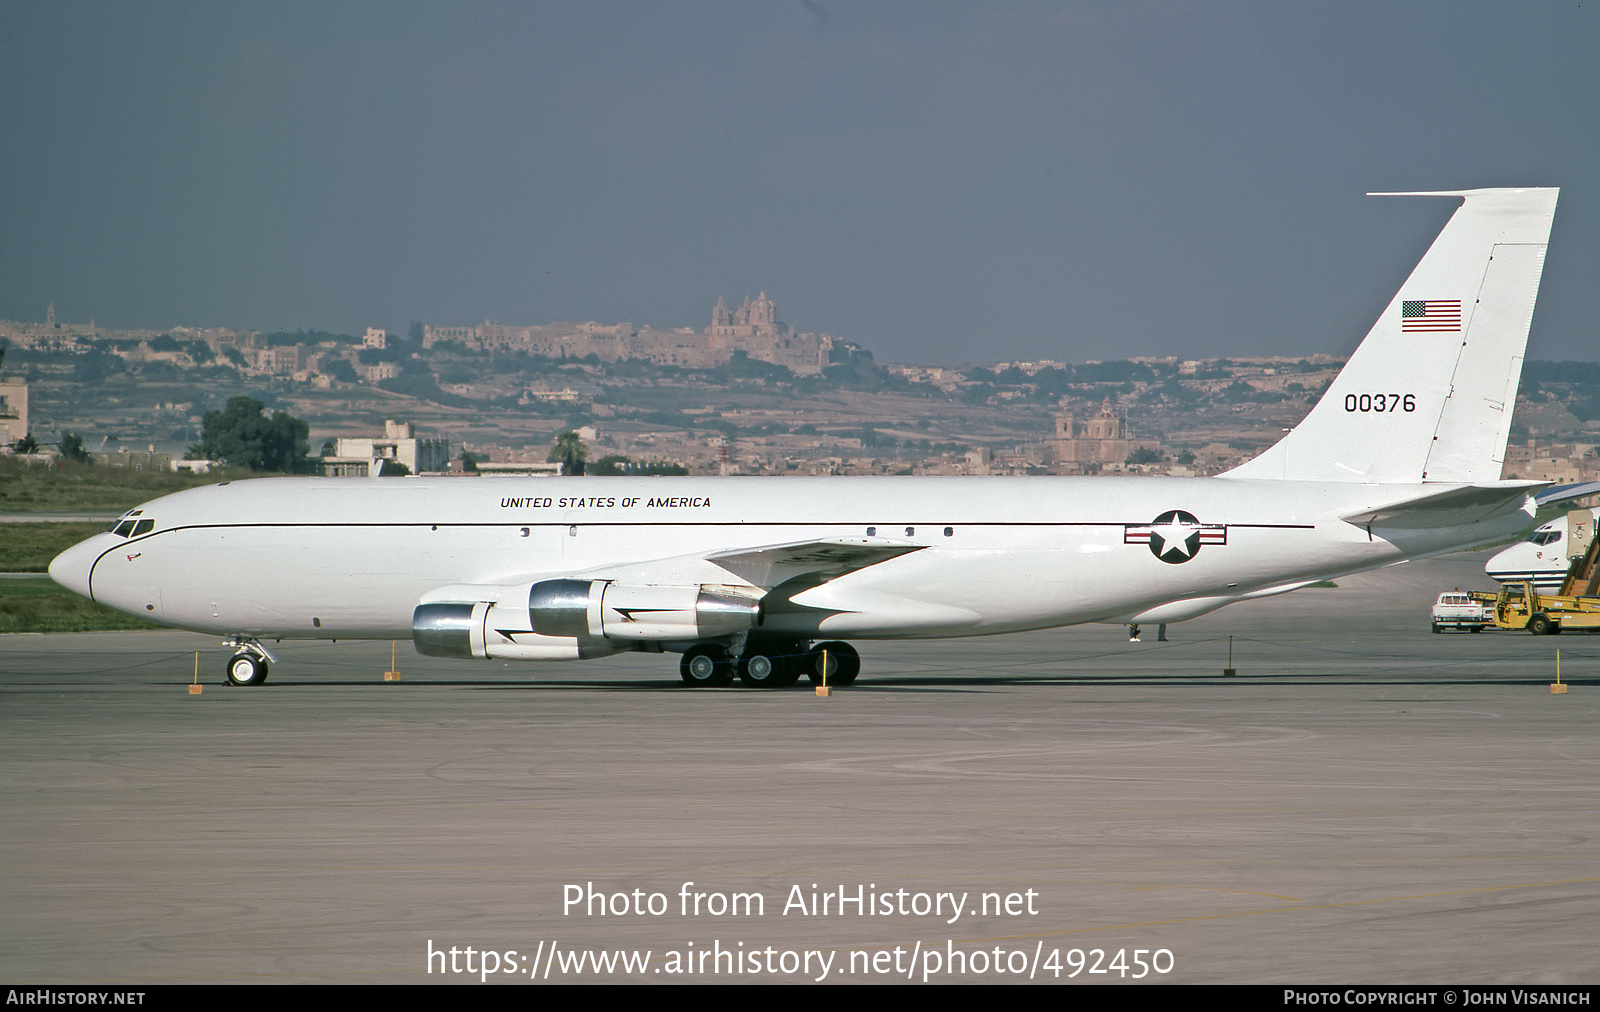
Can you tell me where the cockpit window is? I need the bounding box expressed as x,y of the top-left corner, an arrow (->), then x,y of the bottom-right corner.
110,518 -> 155,538
1528,530 -> 1562,545
131,519 -> 154,536
108,509 -> 145,535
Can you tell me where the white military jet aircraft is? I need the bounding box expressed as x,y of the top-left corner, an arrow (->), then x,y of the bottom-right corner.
1484,504 -> 1598,593
51,187 -> 1561,688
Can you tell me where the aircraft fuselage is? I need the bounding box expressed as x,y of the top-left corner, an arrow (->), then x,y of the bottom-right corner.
52,474 -> 1533,643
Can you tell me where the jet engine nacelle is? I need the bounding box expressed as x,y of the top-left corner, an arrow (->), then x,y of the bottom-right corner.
530,578 -> 763,641
413,579 -> 763,659
413,600 -> 609,660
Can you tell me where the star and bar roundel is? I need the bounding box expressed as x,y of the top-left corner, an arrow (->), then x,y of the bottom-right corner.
1124,510 -> 1227,564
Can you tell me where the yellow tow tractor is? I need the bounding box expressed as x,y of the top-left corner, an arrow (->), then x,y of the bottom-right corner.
1493,529 -> 1600,634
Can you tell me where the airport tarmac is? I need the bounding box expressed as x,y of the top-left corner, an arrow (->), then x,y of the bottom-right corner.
2,551 -> 1596,985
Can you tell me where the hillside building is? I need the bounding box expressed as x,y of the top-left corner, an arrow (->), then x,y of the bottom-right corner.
0,378 -> 28,445
1051,399 -> 1154,472
322,420 -> 450,477
422,293 -> 847,374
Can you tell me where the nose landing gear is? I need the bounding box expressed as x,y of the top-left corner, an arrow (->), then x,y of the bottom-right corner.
222,636 -> 275,686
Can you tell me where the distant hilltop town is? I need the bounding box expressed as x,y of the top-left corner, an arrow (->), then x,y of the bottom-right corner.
4,297 -> 1597,485
423,293 -> 860,375
0,295 -> 864,381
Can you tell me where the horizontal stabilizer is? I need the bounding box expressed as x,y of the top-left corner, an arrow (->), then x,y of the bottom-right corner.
1532,480 -> 1600,508
1340,482 -> 1542,528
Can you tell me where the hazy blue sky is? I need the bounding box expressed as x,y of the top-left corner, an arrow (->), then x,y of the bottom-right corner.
2,2 -> 1595,364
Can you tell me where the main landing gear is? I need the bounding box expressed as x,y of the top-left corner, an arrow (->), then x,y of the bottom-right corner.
804,641 -> 859,687
735,645 -> 803,689
678,640 -> 859,689
679,644 -> 734,687
223,637 -> 275,686
1126,623 -> 1169,643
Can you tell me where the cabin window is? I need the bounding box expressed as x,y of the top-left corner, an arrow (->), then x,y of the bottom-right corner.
866,527 -> 876,537
944,527 -> 954,537
905,527 -> 915,537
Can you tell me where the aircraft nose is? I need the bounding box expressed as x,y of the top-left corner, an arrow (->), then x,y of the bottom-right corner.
48,537 -> 101,600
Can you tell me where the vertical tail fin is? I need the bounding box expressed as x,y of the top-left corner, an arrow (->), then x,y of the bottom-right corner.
1223,187 -> 1557,483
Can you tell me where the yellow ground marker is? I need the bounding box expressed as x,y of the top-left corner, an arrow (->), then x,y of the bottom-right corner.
1552,648 -> 1567,693
384,640 -> 402,681
815,647 -> 833,696
187,651 -> 203,695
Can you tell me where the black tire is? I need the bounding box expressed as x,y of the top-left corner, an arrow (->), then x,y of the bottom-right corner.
680,645 -> 731,687
739,648 -> 804,688
1431,623 -> 1442,634
769,655 -> 802,688
226,653 -> 268,686
1527,614 -> 1557,636
1469,626 -> 1482,633
738,652 -> 781,688
805,641 -> 860,687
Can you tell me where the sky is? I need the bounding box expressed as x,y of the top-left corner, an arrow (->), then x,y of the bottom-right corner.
2,1 -> 1596,365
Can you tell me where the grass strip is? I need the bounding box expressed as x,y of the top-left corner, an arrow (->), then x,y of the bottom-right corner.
0,458 -> 258,512
0,523 -> 111,572
0,576 -> 167,633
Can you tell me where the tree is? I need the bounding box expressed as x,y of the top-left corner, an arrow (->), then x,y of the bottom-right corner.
459,450 -> 480,473
1125,447 -> 1165,466
588,454 -> 631,476
323,357 -> 359,384
188,396 -> 309,472
11,432 -> 38,454
547,430 -> 587,475
58,431 -> 90,463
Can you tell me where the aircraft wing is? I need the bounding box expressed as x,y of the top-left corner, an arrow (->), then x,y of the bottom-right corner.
505,536 -> 927,596
706,537 -> 926,589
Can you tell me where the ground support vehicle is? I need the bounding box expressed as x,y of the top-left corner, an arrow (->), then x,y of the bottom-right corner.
1431,591 -> 1496,632
1493,582 -> 1600,634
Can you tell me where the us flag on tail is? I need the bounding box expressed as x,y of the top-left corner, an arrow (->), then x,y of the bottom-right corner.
1401,299 -> 1461,332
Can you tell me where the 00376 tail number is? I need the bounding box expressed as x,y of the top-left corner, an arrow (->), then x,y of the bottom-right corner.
1345,393 -> 1415,413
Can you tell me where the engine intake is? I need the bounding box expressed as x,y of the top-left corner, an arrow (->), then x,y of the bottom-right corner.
413,602 -> 480,658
